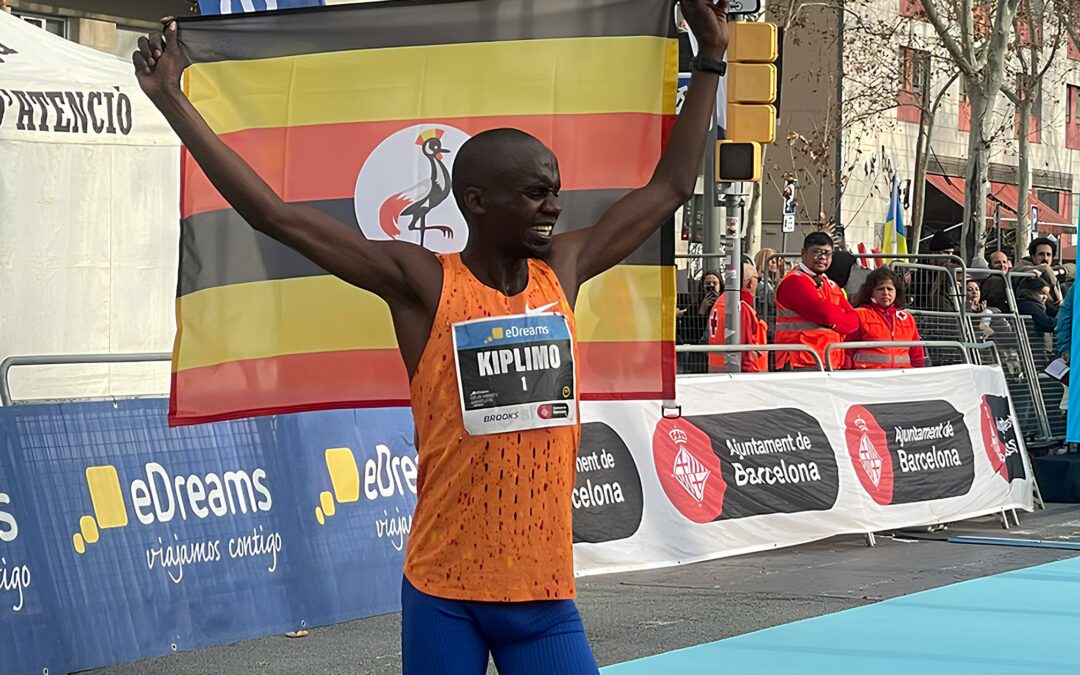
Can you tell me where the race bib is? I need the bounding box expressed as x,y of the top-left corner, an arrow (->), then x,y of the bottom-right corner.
452,313 -> 577,435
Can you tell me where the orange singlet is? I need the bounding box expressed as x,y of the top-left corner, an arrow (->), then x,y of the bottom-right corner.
405,253 -> 580,602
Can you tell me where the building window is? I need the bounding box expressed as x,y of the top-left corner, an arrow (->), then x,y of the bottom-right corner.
1037,189 -> 1060,213
14,12 -> 67,38
898,47 -> 929,123
1067,84 -> 1080,150
1070,35 -> 1080,61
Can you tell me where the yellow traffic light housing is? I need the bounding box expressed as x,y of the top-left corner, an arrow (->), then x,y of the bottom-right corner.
724,22 -> 779,148
728,63 -> 777,104
728,22 -> 779,63
726,104 -> 776,144
715,141 -> 762,182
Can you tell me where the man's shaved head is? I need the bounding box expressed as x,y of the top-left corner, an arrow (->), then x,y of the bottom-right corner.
452,128 -> 553,210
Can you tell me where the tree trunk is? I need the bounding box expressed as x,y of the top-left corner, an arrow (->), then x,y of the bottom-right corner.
910,107 -> 934,253
963,91 -> 992,262
1015,99 -> 1033,259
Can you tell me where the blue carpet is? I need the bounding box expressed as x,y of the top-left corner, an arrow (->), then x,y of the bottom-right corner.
602,554 -> 1080,674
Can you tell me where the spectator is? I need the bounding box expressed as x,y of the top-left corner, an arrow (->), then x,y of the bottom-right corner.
1016,277 -> 1059,354
981,250 -> 1013,312
846,266 -> 925,369
990,250 -> 1013,273
1057,284 -> 1074,364
826,249 -> 870,299
775,232 -> 859,370
676,272 -> 723,373
1056,285 -> 1077,442
1014,237 -> 1065,309
967,279 -> 997,339
754,247 -> 784,309
707,263 -> 769,372
910,229 -> 962,311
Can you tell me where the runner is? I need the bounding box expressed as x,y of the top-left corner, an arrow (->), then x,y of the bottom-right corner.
132,3 -> 728,672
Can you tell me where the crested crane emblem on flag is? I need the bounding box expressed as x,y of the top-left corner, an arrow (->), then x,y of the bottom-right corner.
355,124 -> 470,253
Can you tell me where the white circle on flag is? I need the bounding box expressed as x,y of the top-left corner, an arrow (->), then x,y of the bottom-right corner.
354,124 -> 471,253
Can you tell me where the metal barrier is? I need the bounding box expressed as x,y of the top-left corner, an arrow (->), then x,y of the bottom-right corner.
675,344 -> 826,372
822,340 -> 1000,371
1022,316 -> 1070,442
0,353 -> 172,406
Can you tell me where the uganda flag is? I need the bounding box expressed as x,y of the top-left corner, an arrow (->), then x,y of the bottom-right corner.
173,0 -> 677,425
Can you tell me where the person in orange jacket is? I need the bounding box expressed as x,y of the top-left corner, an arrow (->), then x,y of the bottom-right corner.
846,266 -> 926,369
707,263 -> 768,372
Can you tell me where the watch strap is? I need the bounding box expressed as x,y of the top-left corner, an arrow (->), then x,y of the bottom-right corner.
689,56 -> 727,76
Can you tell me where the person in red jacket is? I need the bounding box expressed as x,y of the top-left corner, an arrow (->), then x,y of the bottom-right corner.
775,232 -> 859,370
846,266 -> 926,369
707,263 -> 768,372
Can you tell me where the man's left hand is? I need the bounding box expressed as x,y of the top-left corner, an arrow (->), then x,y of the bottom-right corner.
682,0 -> 730,59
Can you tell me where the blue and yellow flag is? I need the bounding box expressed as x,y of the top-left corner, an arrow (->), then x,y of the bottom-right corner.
883,175 -> 908,260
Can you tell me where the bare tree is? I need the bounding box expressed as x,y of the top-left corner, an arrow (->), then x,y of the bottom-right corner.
996,0 -> 1064,257
921,0 -> 1022,259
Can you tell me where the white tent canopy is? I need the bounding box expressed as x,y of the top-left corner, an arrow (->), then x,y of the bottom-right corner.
0,12 -> 180,402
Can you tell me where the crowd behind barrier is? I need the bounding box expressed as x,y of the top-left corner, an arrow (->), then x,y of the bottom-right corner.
677,249 -> 1073,453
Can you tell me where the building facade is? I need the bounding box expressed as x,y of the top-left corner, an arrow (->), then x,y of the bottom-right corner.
767,0 -> 1078,261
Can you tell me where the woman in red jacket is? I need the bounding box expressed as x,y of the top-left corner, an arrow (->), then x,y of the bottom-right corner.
846,266 -> 926,369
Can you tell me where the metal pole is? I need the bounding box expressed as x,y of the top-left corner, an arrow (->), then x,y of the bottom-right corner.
702,126 -> 723,266
723,190 -> 744,372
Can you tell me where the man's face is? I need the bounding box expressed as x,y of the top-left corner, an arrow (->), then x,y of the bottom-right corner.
1033,244 -> 1054,266
703,274 -> 721,295
744,271 -> 760,295
802,244 -> 833,274
932,247 -> 955,267
990,251 -> 1012,272
473,145 -> 562,258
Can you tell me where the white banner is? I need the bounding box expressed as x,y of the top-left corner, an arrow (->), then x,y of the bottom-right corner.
572,365 -> 1033,576
0,13 -> 179,401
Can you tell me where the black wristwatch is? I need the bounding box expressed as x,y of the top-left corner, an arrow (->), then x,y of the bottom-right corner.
689,56 -> 727,76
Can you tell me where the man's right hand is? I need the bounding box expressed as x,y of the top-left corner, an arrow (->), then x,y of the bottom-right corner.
133,19 -> 183,104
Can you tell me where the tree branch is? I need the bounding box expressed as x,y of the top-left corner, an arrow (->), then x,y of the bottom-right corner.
920,0 -> 978,78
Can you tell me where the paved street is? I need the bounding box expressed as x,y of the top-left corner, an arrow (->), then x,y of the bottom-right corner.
90,504 -> 1080,674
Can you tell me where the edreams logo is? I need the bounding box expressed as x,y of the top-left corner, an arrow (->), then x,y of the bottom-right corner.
73,463 -> 272,554
0,490 -> 31,613
483,323 -> 552,344
314,444 -> 418,552
651,418 -> 725,523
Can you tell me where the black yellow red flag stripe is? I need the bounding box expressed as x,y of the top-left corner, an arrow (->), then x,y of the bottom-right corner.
172,0 -> 677,425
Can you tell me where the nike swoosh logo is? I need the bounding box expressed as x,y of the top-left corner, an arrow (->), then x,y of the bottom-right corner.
525,301 -> 559,314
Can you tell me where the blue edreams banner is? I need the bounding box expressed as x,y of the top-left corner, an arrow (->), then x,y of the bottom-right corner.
0,400 -> 416,675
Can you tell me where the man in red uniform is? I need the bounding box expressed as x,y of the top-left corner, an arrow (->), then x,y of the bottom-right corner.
775,232 -> 858,370
708,263 -> 767,372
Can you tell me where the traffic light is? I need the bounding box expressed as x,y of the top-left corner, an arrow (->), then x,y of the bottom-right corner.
725,22 -> 779,145
715,140 -> 761,182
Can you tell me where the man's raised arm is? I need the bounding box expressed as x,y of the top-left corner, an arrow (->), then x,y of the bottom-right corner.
133,20 -> 439,308
553,0 -> 729,289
